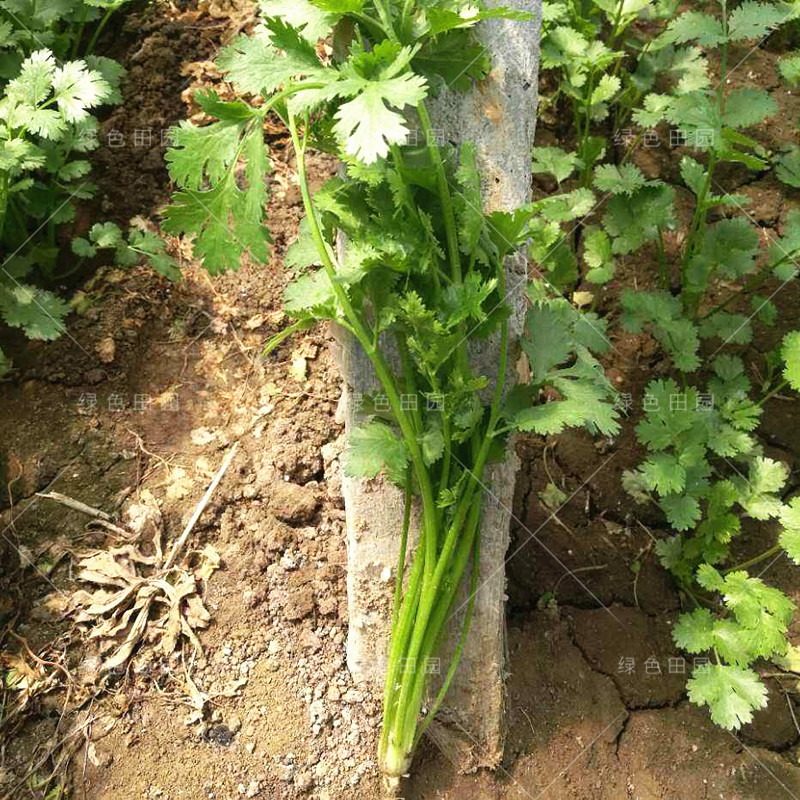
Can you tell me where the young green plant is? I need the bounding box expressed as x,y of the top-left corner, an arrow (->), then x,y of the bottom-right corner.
624,357 -> 800,729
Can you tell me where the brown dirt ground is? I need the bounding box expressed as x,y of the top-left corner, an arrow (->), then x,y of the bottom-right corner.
3,4 -> 800,800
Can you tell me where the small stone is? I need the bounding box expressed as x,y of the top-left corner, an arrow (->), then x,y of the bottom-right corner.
245,781 -> 260,798
228,715 -> 242,733
276,763 -> 295,782
285,586 -> 314,620
269,482 -> 318,524
299,630 -> 323,652
96,337 -> 116,364
309,700 -> 330,724
84,368 -> 105,385
294,771 -> 314,793
342,689 -> 363,704
326,686 -> 341,702
316,595 -> 338,616
245,742 -> 256,754
264,658 -> 280,672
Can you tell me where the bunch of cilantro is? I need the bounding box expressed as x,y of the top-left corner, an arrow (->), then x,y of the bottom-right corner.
162,0 -> 620,787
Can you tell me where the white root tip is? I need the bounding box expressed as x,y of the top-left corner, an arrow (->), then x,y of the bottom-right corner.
380,740 -> 411,798
381,773 -> 403,798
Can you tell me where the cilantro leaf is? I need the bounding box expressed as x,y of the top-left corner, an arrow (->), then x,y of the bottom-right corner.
0,282 -> 68,340
217,32 -> 329,96
782,331 -> 800,392
514,298 -> 619,436
660,493 -> 702,531
50,59 -> 111,123
621,290 -> 700,372
162,124 -> 271,273
775,147 -> 800,188
166,119 -> 245,190
779,498 -> 800,564
687,665 -> 768,730
727,2 -> 787,41
258,0 -> 340,41
532,146 -> 580,184
333,71 -> 427,164
674,607 -> 715,652
602,185 -> 675,255
779,51 -> 800,84
698,313 -> 753,346
593,163 -> 654,196
656,12 -> 725,48
722,88 -> 778,129
641,453 -> 686,494
582,226 -> 615,285
342,421 -> 410,486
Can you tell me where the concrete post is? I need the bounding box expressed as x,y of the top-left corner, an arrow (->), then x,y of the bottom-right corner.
334,0 -> 541,772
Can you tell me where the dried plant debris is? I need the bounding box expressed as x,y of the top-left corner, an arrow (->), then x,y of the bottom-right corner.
39,446 -> 236,677
70,541 -> 220,674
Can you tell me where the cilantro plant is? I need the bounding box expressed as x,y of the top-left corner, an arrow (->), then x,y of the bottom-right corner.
531,0 -> 688,295
0,0 -> 135,65
162,0 -> 619,789
0,49 -> 117,254
71,221 -> 180,280
0,250 -> 69,376
623,357 -> 800,728
0,2 -> 150,372
539,0 -> 662,182
759,330 -> 800,406
537,0 -> 703,185
634,1 -> 795,295
0,47 -> 121,372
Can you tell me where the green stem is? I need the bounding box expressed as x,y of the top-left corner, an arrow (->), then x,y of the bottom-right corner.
0,172 -> 8,243
389,242 -> 510,757
408,488 -> 483,748
392,472 -> 414,630
724,544 -> 783,573
417,102 -> 461,284
656,227 -> 668,289
262,318 -> 313,356
413,538 -> 481,746
72,4 -> 89,58
758,378 -> 790,407
85,6 -> 114,55
352,11 -> 387,38
286,111 -> 438,553
374,0 -> 399,42
682,3 -> 728,291
399,0 -> 415,37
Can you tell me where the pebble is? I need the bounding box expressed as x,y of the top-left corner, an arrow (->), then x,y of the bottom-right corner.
294,771 -> 314,793
342,689 -> 363,704
309,699 -> 329,724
